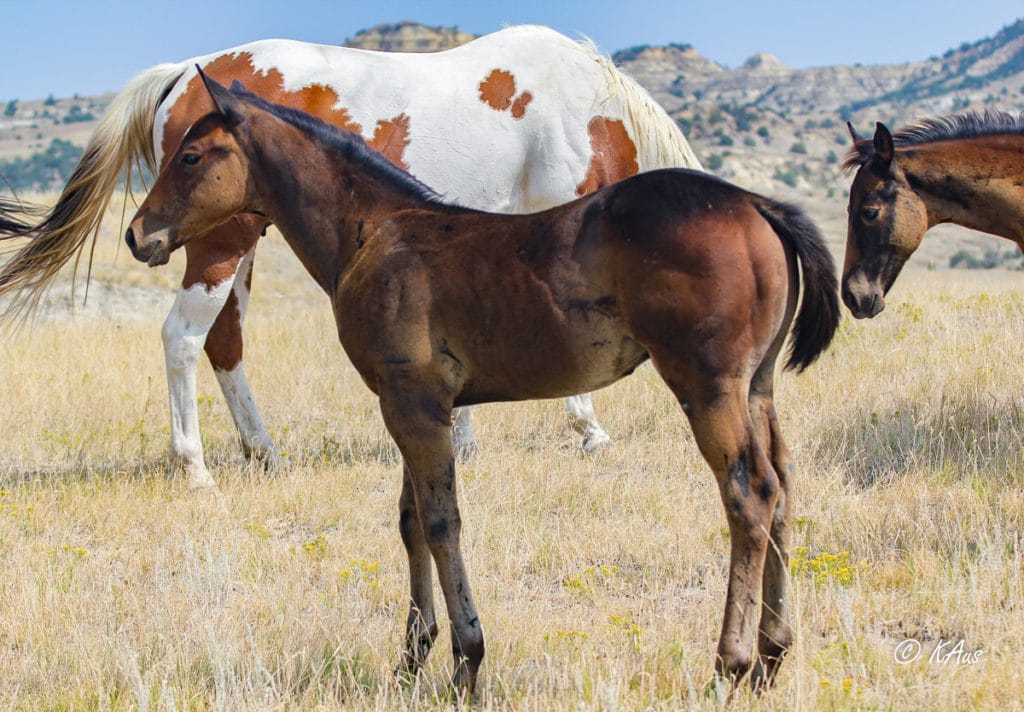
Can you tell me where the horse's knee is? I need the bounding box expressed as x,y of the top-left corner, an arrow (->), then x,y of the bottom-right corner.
422,511 -> 460,548
162,331 -> 204,373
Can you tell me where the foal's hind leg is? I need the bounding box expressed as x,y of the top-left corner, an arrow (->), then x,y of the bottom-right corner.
656,364 -> 779,685
748,376 -> 794,689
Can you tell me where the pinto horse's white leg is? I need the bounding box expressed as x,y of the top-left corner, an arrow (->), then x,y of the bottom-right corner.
564,393 -> 611,453
163,218 -> 263,488
207,249 -> 283,470
162,278 -> 232,489
451,407 -> 478,459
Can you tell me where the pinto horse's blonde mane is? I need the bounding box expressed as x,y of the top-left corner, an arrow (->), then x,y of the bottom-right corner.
0,63 -> 187,324
842,109 -> 1024,173
573,36 -> 703,172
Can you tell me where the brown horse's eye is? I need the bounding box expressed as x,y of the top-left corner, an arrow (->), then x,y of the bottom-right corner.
182,153 -> 201,166
861,207 -> 880,221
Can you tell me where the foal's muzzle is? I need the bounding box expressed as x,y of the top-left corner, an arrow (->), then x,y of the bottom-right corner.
841,269 -> 885,319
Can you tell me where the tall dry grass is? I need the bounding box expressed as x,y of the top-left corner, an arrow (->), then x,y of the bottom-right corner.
1,206 -> 1022,709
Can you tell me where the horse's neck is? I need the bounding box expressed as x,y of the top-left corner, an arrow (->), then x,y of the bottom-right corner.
251,132 -> 423,293
906,139 -> 1024,243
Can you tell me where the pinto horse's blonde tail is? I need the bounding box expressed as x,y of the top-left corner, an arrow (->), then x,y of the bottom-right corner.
579,41 -> 703,172
754,198 -> 841,373
0,62 -> 187,324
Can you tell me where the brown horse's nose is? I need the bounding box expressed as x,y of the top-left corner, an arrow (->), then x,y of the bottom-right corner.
842,281 -> 885,319
125,226 -> 137,252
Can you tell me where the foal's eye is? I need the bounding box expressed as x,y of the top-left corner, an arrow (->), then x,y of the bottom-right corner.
861,207 -> 880,221
182,153 -> 201,166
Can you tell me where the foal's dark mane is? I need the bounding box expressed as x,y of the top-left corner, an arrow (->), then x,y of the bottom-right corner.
841,109 -> 1024,172
231,84 -> 448,207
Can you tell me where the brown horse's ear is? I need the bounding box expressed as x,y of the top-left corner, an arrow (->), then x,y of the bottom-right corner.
873,122 -> 894,165
196,65 -> 244,126
847,121 -> 863,144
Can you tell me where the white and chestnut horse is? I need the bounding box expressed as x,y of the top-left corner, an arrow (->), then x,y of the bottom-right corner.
0,26 -> 701,488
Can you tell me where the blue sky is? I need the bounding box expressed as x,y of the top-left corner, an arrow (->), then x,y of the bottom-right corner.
2,0 -> 1022,101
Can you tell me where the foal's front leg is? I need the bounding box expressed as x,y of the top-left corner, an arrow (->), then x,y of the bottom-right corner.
397,464 -> 439,676
379,384 -> 485,694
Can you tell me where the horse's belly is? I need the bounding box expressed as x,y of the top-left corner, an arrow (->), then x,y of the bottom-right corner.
455,320 -> 648,406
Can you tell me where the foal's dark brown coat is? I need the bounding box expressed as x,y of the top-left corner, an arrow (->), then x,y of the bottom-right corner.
126,77 -> 840,693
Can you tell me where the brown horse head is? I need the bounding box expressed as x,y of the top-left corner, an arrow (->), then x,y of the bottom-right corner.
841,121 -> 928,318
126,72 -> 256,267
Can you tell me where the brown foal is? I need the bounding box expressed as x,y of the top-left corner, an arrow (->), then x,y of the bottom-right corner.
843,110 -> 1024,318
125,75 -> 839,694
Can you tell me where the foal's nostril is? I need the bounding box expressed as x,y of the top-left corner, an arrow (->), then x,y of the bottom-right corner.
125,226 -> 136,251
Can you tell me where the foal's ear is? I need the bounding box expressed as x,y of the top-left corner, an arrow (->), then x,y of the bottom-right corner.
196,65 -> 244,126
872,122 -> 895,166
846,121 -> 863,144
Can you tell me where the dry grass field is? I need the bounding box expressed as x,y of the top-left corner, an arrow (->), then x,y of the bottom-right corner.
1,202 -> 1023,710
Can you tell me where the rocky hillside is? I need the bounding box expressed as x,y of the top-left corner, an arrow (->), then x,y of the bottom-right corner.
344,21 -> 475,52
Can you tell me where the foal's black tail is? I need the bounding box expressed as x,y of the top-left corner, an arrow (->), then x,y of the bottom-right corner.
754,198 -> 840,372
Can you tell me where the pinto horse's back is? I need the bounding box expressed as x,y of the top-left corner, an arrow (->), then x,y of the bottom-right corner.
155,27 -> 699,210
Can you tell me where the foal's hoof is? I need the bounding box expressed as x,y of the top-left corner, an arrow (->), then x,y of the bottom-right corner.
580,429 -> 612,454
450,664 -> 478,700
703,675 -> 731,707
750,652 -> 784,693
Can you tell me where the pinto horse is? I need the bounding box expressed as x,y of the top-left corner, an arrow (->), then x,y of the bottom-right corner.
842,110 -> 1024,317
0,26 -> 701,488
125,74 -> 839,693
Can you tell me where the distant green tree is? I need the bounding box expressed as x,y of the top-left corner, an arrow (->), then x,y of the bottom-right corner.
3,99 -> 16,117
0,137 -> 83,191
773,169 -> 798,188
43,94 -> 57,106
706,154 -> 724,171
790,142 -> 808,154
62,104 -> 95,124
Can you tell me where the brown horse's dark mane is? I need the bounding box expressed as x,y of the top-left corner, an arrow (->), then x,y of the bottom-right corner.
841,109 -> 1024,173
229,83 -> 448,207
